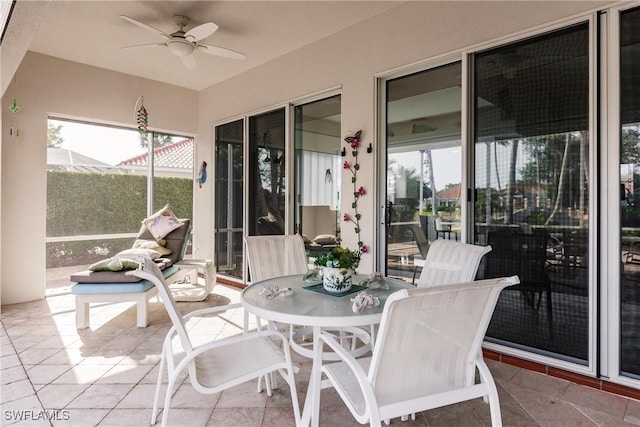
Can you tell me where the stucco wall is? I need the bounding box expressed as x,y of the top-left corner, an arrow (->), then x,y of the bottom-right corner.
196,0 -> 611,273
1,52 -> 198,304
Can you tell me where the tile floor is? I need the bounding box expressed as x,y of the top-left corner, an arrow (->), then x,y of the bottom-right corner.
2,283 -> 640,427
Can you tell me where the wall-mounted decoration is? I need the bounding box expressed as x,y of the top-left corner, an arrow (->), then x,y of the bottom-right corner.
8,99 -> 20,139
134,96 -> 148,135
197,161 -> 208,188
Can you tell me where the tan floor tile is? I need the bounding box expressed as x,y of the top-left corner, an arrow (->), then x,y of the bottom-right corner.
158,408 -> 213,427
97,408 -> 155,426
118,349 -> 161,365
42,347 -> 89,365
17,347 -> 60,365
207,407 -> 264,427
1,365 -> 28,385
95,363 -> 154,384
216,380 -> 268,408
2,353 -> 23,369
25,364 -> 71,385
577,405 -> 640,427
37,384 -> 89,409
115,383 -> 161,408
52,363 -> 113,385
626,399 -> 640,424
562,383 -> 630,419
1,379 -> 36,404
170,382 -> 221,408
504,369 -> 570,401
422,402 -> 485,427
66,384 -> 133,409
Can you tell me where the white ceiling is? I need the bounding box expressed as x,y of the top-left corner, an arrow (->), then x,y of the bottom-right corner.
13,1 -> 400,92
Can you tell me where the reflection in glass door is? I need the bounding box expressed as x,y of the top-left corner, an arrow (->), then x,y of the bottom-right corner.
293,95 -> 341,252
619,6 -> 640,379
248,109 -> 286,236
474,24 -> 591,364
385,62 -> 462,283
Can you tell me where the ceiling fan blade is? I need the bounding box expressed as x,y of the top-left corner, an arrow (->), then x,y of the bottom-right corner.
121,43 -> 166,51
120,15 -> 170,39
180,53 -> 197,70
185,22 -> 218,42
198,44 -> 246,60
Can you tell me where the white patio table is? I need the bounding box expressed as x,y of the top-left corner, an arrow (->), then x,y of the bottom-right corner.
241,273 -> 413,426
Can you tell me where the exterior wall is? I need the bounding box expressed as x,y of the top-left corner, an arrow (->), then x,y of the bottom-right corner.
1,52 -> 198,304
196,0 -> 612,272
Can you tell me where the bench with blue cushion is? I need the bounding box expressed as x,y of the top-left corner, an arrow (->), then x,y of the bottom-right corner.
70,219 -> 191,329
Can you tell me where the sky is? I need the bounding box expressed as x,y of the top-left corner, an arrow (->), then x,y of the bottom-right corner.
390,147 -> 462,191
51,119 -> 146,166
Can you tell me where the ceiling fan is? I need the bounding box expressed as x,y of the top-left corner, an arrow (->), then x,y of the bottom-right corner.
120,15 -> 246,70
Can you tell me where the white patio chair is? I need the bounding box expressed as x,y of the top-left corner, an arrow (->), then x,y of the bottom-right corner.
127,258 -> 301,427
245,234 -> 371,358
308,276 -> 519,427
417,239 -> 492,288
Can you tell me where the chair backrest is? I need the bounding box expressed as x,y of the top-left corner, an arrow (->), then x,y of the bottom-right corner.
369,276 -> 519,407
485,229 -> 548,285
417,239 -> 492,288
245,234 -> 308,282
135,218 -> 192,266
128,257 -> 193,352
407,224 -> 430,259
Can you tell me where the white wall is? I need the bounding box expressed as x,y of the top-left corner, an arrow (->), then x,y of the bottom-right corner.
197,0 -> 610,273
0,1 -> 613,303
1,52 -> 198,304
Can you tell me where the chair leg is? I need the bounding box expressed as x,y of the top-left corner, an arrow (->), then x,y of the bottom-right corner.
151,353 -> 166,425
160,371 -> 177,427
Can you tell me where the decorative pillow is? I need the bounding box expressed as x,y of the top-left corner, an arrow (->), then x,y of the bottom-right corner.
142,204 -> 182,240
132,239 -> 172,256
117,248 -> 162,260
313,234 -> 337,246
88,257 -> 140,272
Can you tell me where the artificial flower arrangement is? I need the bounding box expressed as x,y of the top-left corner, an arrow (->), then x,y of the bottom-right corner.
313,246 -> 361,275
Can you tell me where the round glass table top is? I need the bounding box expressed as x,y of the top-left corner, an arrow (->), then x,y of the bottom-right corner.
241,274 -> 414,328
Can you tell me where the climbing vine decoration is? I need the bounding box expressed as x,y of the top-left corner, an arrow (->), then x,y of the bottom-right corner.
342,129 -> 370,255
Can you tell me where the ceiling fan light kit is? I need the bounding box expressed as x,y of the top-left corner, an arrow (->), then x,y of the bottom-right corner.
120,14 -> 246,69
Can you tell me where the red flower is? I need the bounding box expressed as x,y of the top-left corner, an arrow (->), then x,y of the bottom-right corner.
361,245 -> 368,253
350,138 -> 359,149
343,161 -> 351,169
343,213 -> 350,222
358,186 -> 366,196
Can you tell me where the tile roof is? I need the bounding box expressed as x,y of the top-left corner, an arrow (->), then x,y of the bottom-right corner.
117,138 -> 193,169
437,183 -> 461,199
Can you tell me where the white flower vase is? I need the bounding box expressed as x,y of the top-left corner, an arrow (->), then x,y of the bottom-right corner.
322,267 -> 353,293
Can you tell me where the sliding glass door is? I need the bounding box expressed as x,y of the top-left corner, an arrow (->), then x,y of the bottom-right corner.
214,119 -> 244,279
248,109 -> 286,236
474,23 -> 591,364
384,62 -> 462,283
618,6 -> 640,379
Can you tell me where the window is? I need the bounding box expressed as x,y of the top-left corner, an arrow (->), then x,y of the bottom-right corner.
46,119 -> 193,293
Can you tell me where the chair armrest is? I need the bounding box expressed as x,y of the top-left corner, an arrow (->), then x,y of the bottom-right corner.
315,332 -> 378,415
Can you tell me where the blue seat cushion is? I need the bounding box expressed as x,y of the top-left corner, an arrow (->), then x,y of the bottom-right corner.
71,266 -> 178,295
